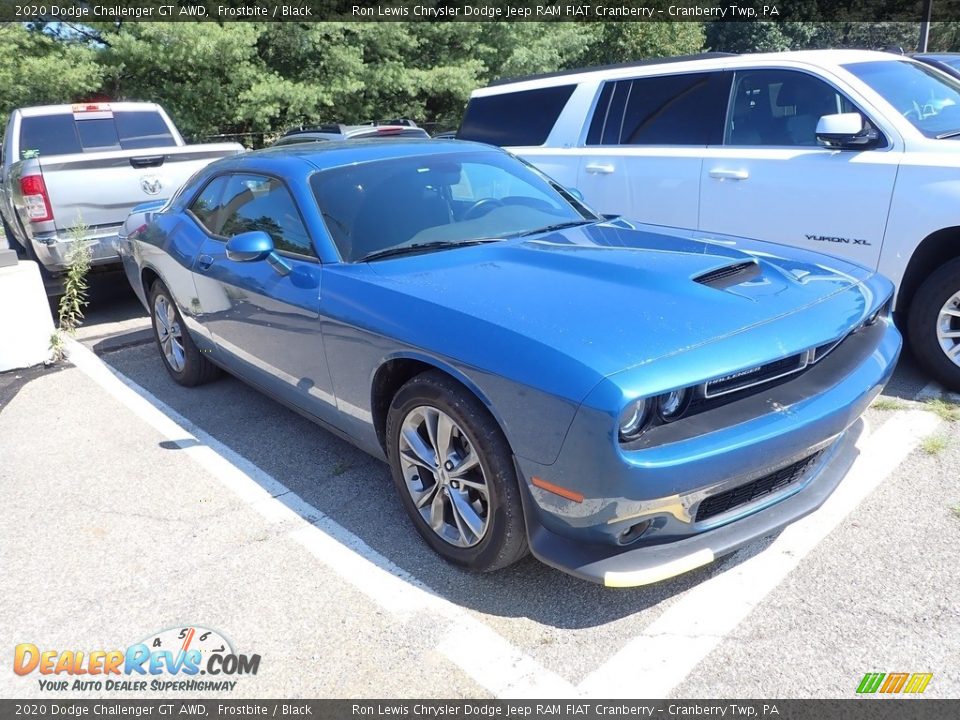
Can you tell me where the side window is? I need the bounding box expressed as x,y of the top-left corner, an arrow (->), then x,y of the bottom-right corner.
188,176 -> 229,235
727,70 -> 858,147
457,85 -> 576,146
587,72 -> 730,146
218,174 -> 315,258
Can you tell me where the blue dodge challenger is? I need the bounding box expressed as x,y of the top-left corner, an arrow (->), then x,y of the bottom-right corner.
117,140 -> 900,587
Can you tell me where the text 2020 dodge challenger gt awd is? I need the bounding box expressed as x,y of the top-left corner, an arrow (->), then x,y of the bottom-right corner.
116,140 -> 900,587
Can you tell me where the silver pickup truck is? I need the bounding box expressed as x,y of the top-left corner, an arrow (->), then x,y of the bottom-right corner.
0,102 -> 243,285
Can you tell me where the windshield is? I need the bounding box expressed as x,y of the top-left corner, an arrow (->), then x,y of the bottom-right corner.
310,150 -> 594,262
844,59 -> 960,138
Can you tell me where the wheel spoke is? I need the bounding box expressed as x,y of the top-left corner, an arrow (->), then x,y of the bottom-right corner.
940,330 -> 960,339
448,451 -> 480,479
429,488 -> 446,533
401,427 -> 436,468
412,480 -> 439,510
435,412 -> 454,464
950,343 -> 960,359
450,490 -> 485,540
943,308 -> 960,319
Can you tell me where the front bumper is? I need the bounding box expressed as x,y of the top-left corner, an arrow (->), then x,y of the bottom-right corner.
515,318 -> 900,586
525,419 -> 861,587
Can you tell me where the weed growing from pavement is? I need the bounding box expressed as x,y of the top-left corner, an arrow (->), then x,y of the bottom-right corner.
952,504 -> 960,520
872,397 -> 907,411
925,397 -> 960,422
330,458 -> 353,477
48,219 -> 92,362
921,434 -> 950,455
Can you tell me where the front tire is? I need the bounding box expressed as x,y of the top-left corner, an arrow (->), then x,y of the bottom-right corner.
908,257 -> 960,391
385,371 -> 528,572
149,280 -> 218,387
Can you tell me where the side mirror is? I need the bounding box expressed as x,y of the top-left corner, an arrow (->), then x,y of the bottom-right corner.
226,231 -> 274,262
567,187 -> 585,202
816,113 -> 880,149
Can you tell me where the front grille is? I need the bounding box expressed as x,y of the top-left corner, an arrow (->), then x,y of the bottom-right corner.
695,450 -> 825,523
704,353 -> 807,398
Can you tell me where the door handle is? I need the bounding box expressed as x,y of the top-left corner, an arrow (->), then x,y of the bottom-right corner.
196,254 -> 214,271
709,168 -> 750,180
584,163 -> 615,175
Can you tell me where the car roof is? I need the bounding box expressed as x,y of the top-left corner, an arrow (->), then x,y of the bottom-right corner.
218,138 -> 500,174
473,49 -> 911,95
17,101 -> 162,117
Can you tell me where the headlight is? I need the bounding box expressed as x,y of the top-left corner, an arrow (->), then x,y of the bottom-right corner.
657,388 -> 690,422
618,398 -> 651,442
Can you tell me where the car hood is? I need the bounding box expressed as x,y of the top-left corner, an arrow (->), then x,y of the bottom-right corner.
358,221 -> 876,394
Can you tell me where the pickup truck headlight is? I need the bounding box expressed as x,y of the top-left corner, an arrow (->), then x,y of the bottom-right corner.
618,398 -> 651,442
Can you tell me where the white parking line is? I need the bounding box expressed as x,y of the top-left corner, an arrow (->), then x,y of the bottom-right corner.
577,410 -> 940,699
65,338 -> 576,698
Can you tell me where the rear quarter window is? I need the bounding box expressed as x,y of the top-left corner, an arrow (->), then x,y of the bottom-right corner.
587,72 -> 731,146
457,85 -> 576,146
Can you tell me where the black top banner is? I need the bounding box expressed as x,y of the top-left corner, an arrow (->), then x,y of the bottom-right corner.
2,0 -> 959,23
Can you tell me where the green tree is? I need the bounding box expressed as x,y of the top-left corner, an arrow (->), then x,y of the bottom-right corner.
0,25 -> 103,130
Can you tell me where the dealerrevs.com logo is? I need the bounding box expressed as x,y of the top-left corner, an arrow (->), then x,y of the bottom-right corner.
13,626 -> 260,692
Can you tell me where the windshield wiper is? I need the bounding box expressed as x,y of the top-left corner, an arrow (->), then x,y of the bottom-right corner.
936,129 -> 960,139
515,219 -> 596,237
359,238 -> 502,262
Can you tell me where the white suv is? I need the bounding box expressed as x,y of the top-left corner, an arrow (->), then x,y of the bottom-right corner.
459,50 -> 960,390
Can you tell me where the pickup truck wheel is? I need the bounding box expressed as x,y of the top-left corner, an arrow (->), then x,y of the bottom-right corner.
385,371 -> 528,572
148,280 -> 218,387
908,257 -> 960,391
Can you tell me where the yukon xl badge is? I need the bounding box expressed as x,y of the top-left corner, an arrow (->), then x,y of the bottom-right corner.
806,233 -> 871,246
140,175 -> 162,195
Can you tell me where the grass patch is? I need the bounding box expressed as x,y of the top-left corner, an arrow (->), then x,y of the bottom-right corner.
921,434 -> 950,455
951,504 -> 960,520
330,459 -> 353,477
872,397 -> 906,411
925,398 -> 960,423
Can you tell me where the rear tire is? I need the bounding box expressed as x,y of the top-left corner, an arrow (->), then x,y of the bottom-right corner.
385,371 -> 528,572
908,257 -> 960,391
148,280 -> 219,387
1,213 -> 26,258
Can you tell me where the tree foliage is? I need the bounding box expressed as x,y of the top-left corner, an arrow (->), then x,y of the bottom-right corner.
0,25 -> 104,130
3,19 -> 959,144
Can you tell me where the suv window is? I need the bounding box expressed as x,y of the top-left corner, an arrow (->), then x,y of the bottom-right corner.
218,174 -> 315,258
587,72 -> 731,146
726,70 -> 859,147
458,85 -> 576,146
844,59 -> 960,139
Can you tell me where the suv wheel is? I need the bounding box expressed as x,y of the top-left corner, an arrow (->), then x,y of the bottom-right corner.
908,257 -> 960,391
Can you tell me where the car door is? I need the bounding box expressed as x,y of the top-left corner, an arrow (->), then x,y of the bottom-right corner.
574,71 -> 731,229
189,172 -> 337,417
698,68 -> 898,268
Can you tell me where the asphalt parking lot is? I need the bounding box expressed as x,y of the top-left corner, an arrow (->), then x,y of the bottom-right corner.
1,274 -> 958,699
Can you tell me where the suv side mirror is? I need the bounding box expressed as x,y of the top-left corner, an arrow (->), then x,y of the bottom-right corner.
816,113 -> 881,149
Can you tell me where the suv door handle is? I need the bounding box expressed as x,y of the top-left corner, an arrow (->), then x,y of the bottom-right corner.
584,163 -> 615,175
709,168 -> 750,180
197,254 -> 214,271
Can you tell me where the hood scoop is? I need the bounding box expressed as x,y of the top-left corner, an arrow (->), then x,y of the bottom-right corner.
694,260 -> 761,290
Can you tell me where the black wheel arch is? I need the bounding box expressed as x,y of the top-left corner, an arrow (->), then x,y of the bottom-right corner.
896,226 -> 960,317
